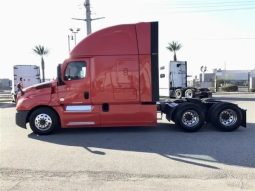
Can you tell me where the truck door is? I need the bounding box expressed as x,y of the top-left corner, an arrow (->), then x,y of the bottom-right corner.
57,59 -> 100,127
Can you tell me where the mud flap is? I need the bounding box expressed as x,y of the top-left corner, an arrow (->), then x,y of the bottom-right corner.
241,109 -> 247,127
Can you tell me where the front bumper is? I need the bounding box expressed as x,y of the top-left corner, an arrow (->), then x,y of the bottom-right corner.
16,110 -> 29,128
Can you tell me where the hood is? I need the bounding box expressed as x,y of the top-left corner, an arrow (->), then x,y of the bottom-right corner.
16,80 -> 56,102
23,81 -> 54,92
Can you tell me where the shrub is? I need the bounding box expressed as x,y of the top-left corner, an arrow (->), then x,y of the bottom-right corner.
221,85 -> 238,92
250,88 -> 255,92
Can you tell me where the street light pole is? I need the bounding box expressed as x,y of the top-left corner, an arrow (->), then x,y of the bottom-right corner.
69,28 -> 80,45
68,35 -> 71,52
68,28 -> 80,52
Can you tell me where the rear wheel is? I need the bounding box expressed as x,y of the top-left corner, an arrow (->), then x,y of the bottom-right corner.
175,89 -> 182,99
208,102 -> 242,132
185,89 -> 194,98
175,103 -> 205,132
29,108 -> 59,135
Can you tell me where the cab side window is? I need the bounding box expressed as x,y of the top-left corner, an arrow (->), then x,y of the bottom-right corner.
64,61 -> 86,80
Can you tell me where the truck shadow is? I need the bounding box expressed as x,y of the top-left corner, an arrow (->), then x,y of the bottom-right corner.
28,122 -> 255,169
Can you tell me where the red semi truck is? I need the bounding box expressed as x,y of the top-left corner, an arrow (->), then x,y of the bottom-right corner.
15,22 -> 246,135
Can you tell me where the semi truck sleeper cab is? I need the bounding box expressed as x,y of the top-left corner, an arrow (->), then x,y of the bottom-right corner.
15,22 -> 246,135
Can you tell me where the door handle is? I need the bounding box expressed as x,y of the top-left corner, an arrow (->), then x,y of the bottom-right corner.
84,92 -> 89,99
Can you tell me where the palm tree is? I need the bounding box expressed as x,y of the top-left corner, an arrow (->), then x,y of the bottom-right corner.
33,45 -> 49,82
166,41 -> 182,61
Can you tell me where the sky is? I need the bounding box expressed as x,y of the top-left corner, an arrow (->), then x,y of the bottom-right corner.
0,0 -> 255,80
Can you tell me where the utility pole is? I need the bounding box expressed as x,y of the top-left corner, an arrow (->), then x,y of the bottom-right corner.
85,0 -> 92,35
72,0 -> 105,35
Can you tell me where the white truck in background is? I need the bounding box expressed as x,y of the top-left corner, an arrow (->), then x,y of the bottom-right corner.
12,65 -> 41,101
159,61 -> 212,99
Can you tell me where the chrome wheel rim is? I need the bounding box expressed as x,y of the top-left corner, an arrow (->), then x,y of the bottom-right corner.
182,110 -> 199,127
34,113 -> 52,131
219,109 -> 237,126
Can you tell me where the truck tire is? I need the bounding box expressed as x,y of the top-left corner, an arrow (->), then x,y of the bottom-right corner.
29,107 -> 59,135
208,102 -> 242,132
175,103 -> 205,132
185,89 -> 194,98
175,89 -> 182,99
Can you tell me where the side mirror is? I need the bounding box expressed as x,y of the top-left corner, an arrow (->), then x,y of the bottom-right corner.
57,64 -> 65,85
160,74 -> 165,78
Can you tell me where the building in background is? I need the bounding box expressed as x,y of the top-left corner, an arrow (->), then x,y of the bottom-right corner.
199,73 -> 215,89
0,79 -> 12,90
213,69 -> 250,86
249,70 -> 255,91
198,69 -> 254,92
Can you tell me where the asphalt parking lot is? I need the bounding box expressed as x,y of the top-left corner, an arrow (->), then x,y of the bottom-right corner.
1,94 -> 255,190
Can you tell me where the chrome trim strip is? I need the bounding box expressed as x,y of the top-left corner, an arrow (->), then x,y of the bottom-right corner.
66,105 -> 92,112
67,122 -> 95,126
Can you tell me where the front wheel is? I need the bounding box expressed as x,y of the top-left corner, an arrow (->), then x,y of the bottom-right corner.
175,103 -> 205,132
29,108 -> 59,135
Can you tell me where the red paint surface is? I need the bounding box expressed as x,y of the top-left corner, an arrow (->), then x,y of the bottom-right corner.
16,22 -> 157,128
